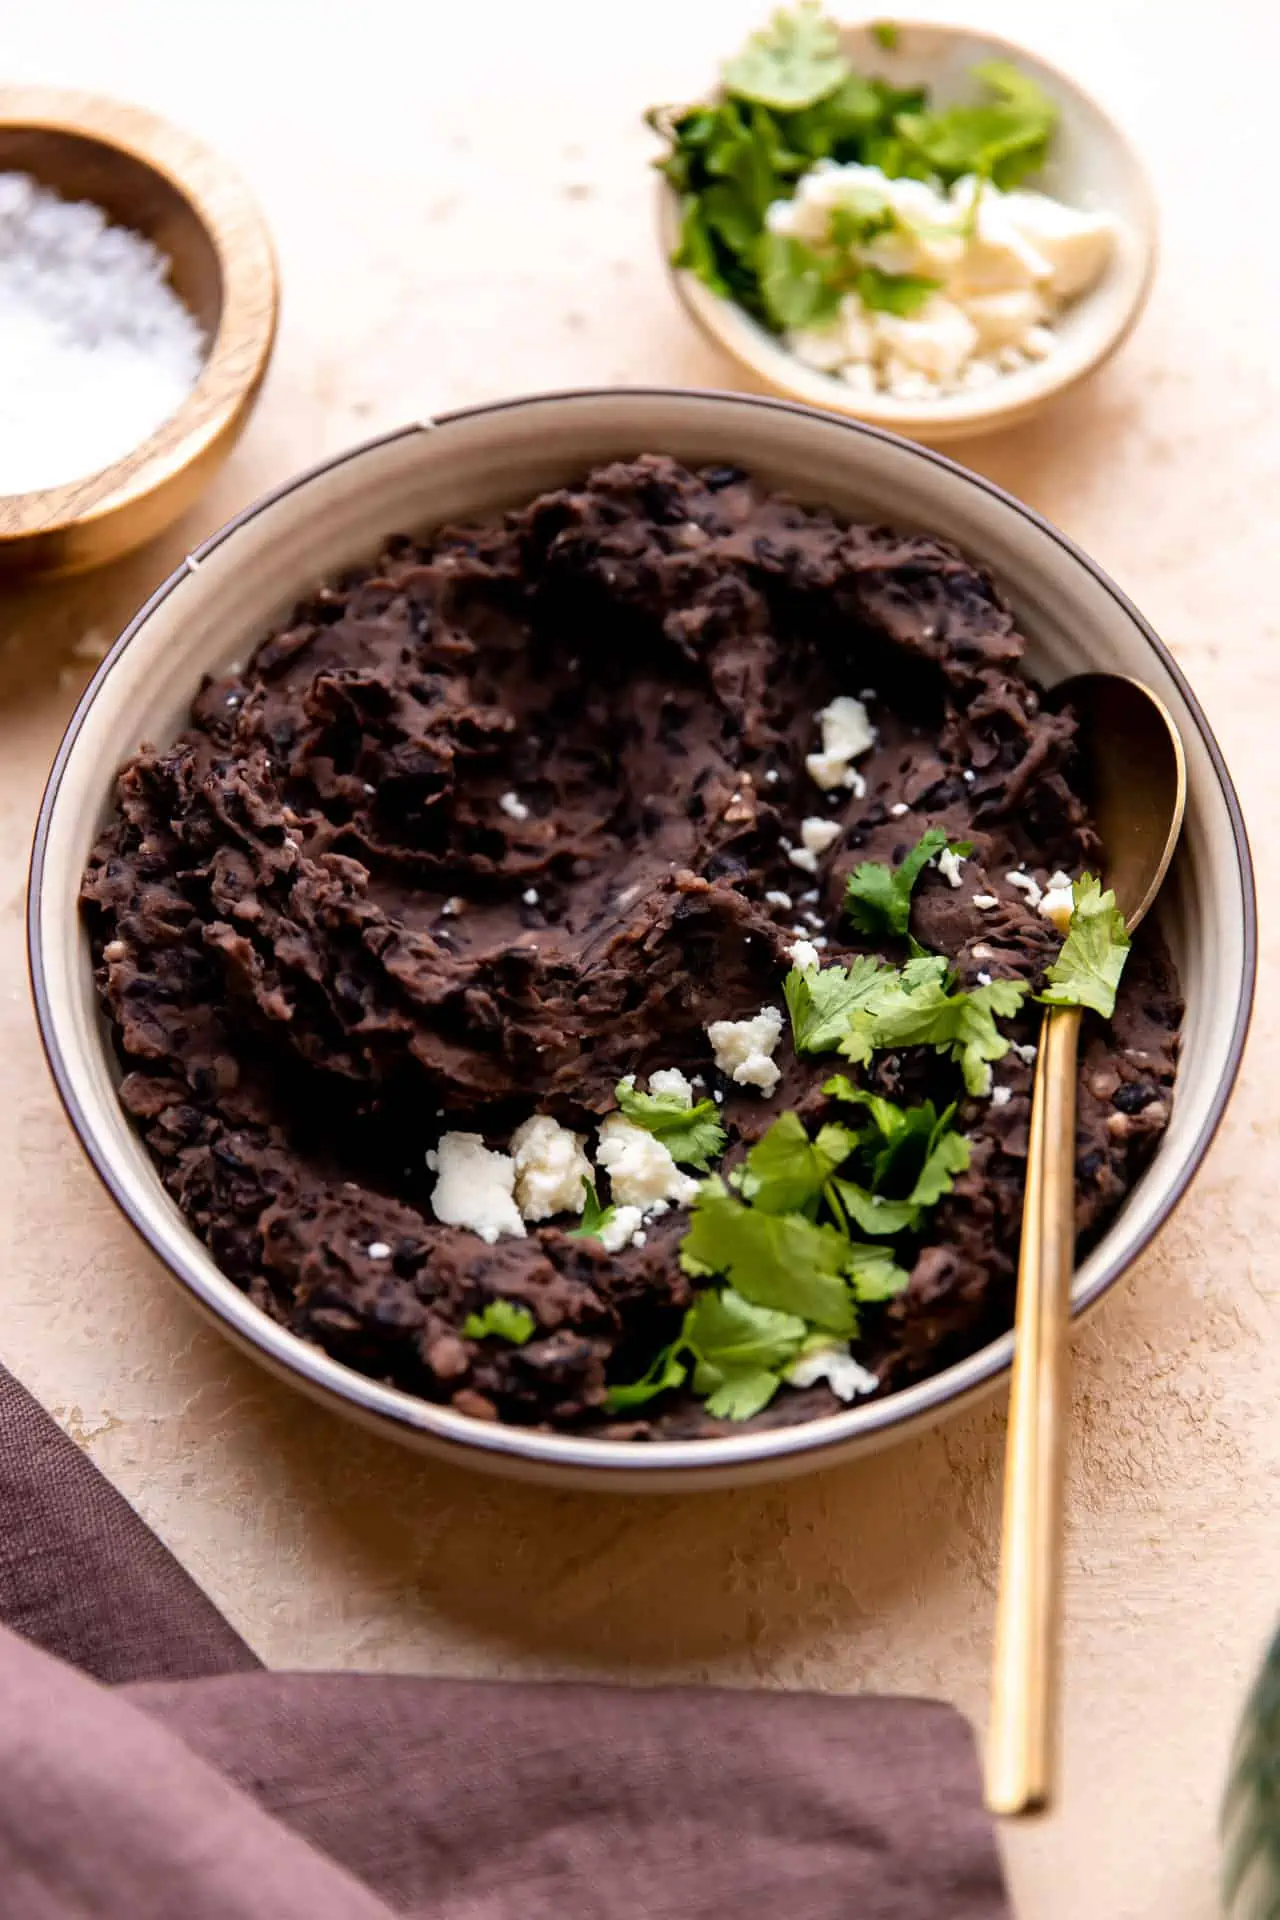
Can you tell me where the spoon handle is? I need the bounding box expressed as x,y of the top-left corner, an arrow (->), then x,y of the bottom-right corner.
986,1001 -> 1083,1816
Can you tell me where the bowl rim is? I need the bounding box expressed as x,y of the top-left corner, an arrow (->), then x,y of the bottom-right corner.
0,84 -> 279,546
652,17 -> 1160,442
27,386 -> 1257,1480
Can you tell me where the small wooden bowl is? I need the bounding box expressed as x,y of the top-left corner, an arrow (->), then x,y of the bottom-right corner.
0,88 -> 278,576
656,22 -> 1157,446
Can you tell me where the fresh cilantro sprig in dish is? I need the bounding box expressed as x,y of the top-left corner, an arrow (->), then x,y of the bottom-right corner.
607,1088 -> 970,1419
569,1179 -> 617,1243
787,950 -> 1028,1097
844,827 -> 972,937
615,1078 -> 727,1169
647,3 -> 1058,334
1038,874 -> 1131,1018
462,1300 -> 536,1344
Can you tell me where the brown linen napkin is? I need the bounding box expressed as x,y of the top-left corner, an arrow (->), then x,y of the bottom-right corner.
0,1365 -> 1010,1918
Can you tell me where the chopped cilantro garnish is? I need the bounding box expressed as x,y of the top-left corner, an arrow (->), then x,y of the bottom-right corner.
845,1240 -> 910,1301
843,828 -> 972,936
721,1 -> 850,110
841,968 -> 1029,1096
462,1301 -> 536,1345
604,1340 -> 688,1412
605,1285 -> 809,1420
871,20 -> 900,50
615,1078 -> 727,1170
735,1110 -> 857,1215
822,1078 -> 969,1235
1038,874 -> 1131,1018
784,952 -> 908,1053
852,264 -> 939,315
568,1179 -> 617,1243
888,60 -> 1058,190
681,1176 -> 856,1333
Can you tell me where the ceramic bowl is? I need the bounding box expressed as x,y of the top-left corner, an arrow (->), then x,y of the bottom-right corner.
0,86 -> 278,577
655,22 -> 1157,445
29,388 -> 1253,1491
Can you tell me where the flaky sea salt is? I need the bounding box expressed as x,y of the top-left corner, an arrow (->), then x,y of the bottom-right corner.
0,173 -> 205,495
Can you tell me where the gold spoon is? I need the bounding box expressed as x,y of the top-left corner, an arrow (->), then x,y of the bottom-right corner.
985,673 -> 1187,1818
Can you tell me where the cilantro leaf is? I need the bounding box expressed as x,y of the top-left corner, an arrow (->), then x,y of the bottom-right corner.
846,1240 -> 910,1301
823,1081 -> 970,1234
840,966 -> 1028,1095
759,229 -> 843,329
568,1179 -> 616,1242
703,1370 -> 785,1420
852,264 -> 940,315
462,1301 -> 536,1345
685,1286 -> 809,1374
671,194 -> 733,296
889,59 -> 1058,191
871,20 -> 900,50
615,1079 -> 727,1171
604,1341 -> 688,1412
681,1176 -> 856,1333
736,1110 -> 856,1215
722,2 -> 850,111
1038,874 -> 1131,1018
830,1180 -> 922,1236
785,952 -> 908,1054
605,1286 -> 808,1421
843,828 -> 956,936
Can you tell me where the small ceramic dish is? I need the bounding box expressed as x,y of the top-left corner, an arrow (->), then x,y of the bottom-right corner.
0,87 -> 278,577
29,389 -> 1253,1491
656,22 -> 1157,445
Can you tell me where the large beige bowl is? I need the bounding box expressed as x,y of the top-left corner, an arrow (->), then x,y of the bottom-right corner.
29,389 -> 1253,1491
656,22 -> 1157,445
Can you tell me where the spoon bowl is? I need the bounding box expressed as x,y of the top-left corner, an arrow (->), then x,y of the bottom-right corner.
1052,672 -> 1187,930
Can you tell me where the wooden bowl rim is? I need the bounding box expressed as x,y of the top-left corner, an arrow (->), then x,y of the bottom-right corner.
0,85 -> 278,544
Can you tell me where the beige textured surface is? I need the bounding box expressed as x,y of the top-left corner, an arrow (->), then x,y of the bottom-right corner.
0,3 -> 1274,1913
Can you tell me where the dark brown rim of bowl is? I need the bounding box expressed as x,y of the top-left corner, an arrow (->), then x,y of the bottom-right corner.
26,388 -> 1258,1479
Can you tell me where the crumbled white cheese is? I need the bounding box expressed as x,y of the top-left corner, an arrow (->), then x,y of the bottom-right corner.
765,889 -> 793,909
990,1086 -> 1013,1108
429,1132 -> 526,1243
598,1204 -> 645,1253
971,893 -> 999,910
440,896 -> 464,917
788,846 -> 818,875
499,791 -> 530,822
801,816 -> 841,856
776,162 -> 1116,400
1005,869 -> 1043,908
706,1005 -> 785,1094
647,1067 -> 695,1106
936,846 -> 966,888
787,938 -> 822,971
799,889 -> 820,906
522,887 -> 539,906
1038,870 -> 1076,934
787,1344 -> 879,1402
977,970 -> 993,986
366,1241 -> 391,1259
1011,1041 -> 1038,1066
805,696 -> 875,792
963,769 -> 976,785
510,1114 -> 592,1222
765,768 -> 780,784
889,801 -> 909,817
596,1114 -> 699,1210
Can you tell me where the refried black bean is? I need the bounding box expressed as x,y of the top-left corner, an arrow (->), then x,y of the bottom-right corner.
80,456 -> 1181,1438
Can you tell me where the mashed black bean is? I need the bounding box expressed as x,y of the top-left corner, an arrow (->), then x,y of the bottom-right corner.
81,457 -> 1181,1436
